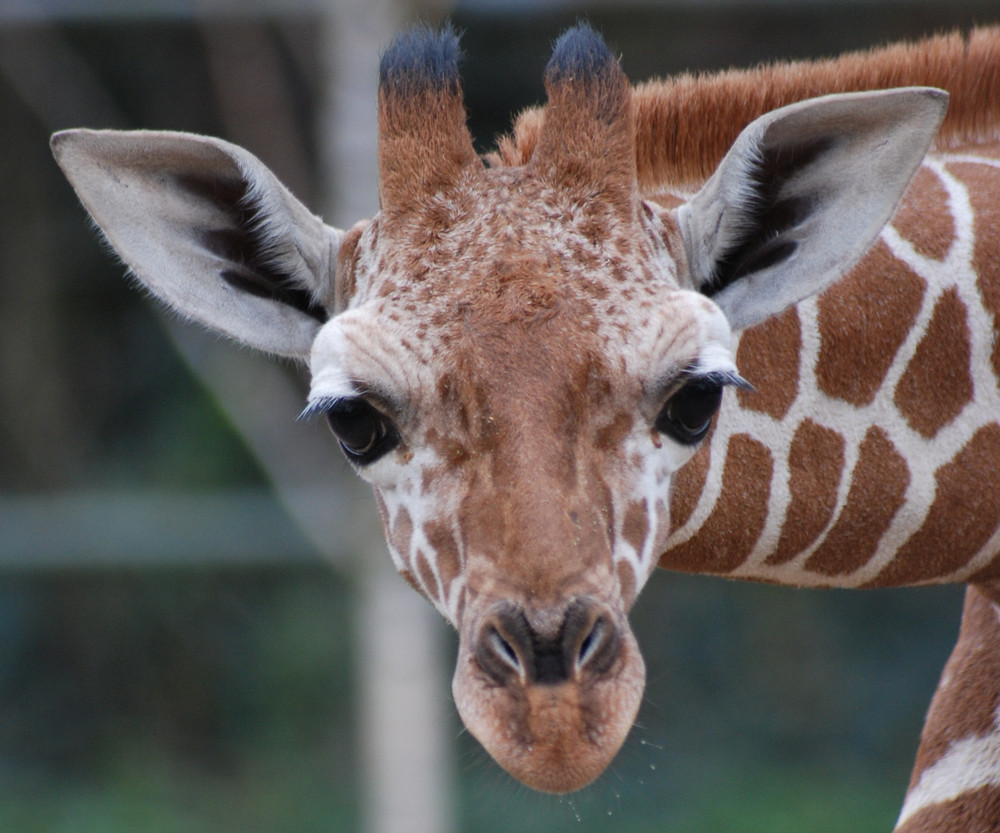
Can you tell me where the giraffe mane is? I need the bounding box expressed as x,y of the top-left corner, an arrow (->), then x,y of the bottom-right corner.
488,26 -> 1000,192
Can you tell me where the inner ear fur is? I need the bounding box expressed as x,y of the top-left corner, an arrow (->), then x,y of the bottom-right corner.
678,87 -> 948,332
51,128 -> 342,359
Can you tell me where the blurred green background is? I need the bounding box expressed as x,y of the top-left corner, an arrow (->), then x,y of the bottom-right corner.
3,1 -> 996,831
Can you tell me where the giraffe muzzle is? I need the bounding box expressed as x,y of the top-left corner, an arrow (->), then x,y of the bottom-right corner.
454,595 -> 645,793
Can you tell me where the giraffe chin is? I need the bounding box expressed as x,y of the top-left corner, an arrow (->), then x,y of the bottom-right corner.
452,617 -> 646,793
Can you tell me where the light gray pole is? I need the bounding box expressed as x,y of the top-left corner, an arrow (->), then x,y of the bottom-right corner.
320,3 -> 456,833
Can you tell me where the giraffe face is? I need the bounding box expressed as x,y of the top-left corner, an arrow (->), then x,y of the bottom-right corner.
306,166 -> 741,791
52,18 -> 948,800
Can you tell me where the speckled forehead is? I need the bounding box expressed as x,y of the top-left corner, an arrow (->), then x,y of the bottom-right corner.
351,170 -> 691,331
316,174 -> 731,405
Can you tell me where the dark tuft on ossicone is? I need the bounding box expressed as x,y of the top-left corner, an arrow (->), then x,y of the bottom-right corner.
545,22 -> 617,85
379,23 -> 463,95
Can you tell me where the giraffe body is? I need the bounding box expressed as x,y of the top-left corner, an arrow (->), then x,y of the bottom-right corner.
666,143 -> 1000,589
51,23 -> 1000,829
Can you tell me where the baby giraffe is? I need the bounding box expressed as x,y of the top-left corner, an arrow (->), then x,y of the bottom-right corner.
53,22 -> 1000,832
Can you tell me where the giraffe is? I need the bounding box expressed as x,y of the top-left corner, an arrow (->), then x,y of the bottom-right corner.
50,22 -> 999,830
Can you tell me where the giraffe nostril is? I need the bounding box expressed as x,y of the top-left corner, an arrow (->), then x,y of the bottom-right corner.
488,627 -> 521,673
475,609 -> 534,684
576,617 -> 604,667
571,612 -> 621,677
474,600 -> 623,686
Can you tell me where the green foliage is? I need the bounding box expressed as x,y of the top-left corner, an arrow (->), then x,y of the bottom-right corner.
0,566 -> 359,833
0,565 -> 963,833
0,565 -> 961,833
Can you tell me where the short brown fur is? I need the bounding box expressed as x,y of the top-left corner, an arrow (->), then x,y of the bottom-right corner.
491,27 -> 1000,189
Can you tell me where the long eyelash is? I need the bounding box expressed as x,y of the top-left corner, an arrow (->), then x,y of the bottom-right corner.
299,380 -> 386,421
701,369 -> 756,393
678,364 -> 755,393
298,396 -> 344,421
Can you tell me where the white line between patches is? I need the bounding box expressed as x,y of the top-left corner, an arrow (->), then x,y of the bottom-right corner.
896,721 -> 1000,828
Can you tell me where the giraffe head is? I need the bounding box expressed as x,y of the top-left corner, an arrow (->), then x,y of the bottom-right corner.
51,24 -> 945,792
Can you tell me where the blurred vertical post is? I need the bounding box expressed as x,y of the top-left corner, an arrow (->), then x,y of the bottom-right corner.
320,4 -> 456,833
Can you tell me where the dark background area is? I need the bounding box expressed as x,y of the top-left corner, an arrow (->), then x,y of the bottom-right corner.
2,2 -> 994,830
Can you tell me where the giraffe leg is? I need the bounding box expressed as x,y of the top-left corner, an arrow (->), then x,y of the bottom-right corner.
894,584 -> 1000,832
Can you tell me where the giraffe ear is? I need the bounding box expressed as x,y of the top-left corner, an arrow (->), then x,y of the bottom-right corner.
51,128 -> 343,360
678,87 -> 948,332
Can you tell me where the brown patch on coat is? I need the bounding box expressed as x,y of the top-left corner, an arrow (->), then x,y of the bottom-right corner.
414,550 -> 439,600
894,288 -> 974,439
379,499 -> 421,595
424,519 -> 463,594
735,306 -> 801,419
897,588 -> 1000,822
951,156 -> 1000,381
872,425 -> 1000,586
621,499 -> 650,557
890,166 -> 956,261
766,419 -> 846,566
386,507 -> 413,555
804,427 -> 909,577
815,242 -> 926,406
616,560 -> 637,610
659,434 -> 772,574
669,442 -> 711,533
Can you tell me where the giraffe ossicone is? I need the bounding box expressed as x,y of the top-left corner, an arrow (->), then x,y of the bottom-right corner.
52,21 -> 1000,824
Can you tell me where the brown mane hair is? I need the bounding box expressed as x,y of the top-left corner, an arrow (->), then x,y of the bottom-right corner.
488,26 -> 1000,191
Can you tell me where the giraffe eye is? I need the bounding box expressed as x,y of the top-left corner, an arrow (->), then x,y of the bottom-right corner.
655,377 -> 725,445
324,398 -> 400,465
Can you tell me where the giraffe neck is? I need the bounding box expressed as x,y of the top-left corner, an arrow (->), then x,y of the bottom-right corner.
894,582 -> 1000,830
660,140 -> 1000,589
